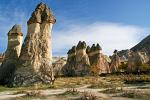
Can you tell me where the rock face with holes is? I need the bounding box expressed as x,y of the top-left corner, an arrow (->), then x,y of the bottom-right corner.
88,44 -> 110,75
13,2 -> 56,86
0,25 -> 23,85
62,41 -> 90,76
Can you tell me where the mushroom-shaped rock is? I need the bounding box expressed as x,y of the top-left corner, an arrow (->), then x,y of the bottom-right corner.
0,25 -> 23,86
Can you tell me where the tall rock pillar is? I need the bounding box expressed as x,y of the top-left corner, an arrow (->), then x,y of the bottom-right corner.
110,50 -> 121,73
13,2 -> 56,86
75,41 -> 90,76
62,46 -> 76,76
0,25 -> 23,85
88,44 -> 110,75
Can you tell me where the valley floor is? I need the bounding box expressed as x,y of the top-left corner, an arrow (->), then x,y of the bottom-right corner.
0,75 -> 149,100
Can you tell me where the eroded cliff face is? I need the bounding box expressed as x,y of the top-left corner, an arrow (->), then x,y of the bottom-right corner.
0,25 -> 23,85
13,2 -> 56,86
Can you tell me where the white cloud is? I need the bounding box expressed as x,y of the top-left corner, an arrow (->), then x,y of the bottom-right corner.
52,22 -> 149,56
0,7 -> 149,57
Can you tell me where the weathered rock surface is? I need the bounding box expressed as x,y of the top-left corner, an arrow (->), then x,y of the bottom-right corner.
13,2 -> 56,86
62,46 -> 77,76
63,41 -> 111,76
0,53 -> 4,65
52,57 -> 67,77
110,50 -> 121,73
0,25 -> 23,85
128,51 -> 149,72
88,44 -> 110,74
75,41 -> 91,76
62,41 -> 91,76
117,34 -> 150,64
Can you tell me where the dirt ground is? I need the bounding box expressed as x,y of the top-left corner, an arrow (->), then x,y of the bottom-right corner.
0,75 -> 149,100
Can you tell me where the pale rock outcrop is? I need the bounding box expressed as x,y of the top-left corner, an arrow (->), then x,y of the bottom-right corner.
13,2 -> 56,86
75,41 -> 90,76
110,50 -> 121,73
63,41 -> 111,76
128,51 -> 149,72
62,46 -> 76,76
53,57 -> 67,77
88,44 -> 110,74
62,41 -> 90,76
0,25 -> 23,85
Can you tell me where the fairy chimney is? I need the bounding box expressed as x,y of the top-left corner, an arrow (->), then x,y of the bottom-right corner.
88,43 -> 110,74
62,46 -> 76,76
110,50 -> 121,73
13,2 -> 56,86
0,25 -> 23,85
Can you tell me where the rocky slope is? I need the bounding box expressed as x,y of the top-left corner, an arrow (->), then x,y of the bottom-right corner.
131,35 -> 150,55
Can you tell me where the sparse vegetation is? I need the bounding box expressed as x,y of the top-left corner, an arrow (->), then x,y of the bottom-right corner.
0,75 -> 149,100
122,74 -> 150,84
118,90 -> 150,100
100,88 -> 123,94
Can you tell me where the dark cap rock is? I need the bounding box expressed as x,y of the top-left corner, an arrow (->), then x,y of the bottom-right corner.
76,41 -> 87,50
8,24 -> 23,36
86,46 -> 91,53
67,46 -> 76,54
96,43 -> 102,50
28,2 -> 56,24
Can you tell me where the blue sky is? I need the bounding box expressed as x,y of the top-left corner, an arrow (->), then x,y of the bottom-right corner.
0,0 -> 150,56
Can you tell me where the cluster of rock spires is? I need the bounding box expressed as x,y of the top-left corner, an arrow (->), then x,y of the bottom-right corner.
87,44 -> 110,74
63,38 -> 150,76
62,41 -> 90,76
62,41 -> 110,76
0,2 -> 150,87
0,2 -> 56,86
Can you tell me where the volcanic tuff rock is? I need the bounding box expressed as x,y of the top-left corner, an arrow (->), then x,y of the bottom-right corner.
75,41 -> 90,76
63,41 -> 110,76
0,25 -> 23,85
62,41 -> 90,76
62,46 -> 76,76
110,50 -> 121,73
128,51 -> 149,72
13,2 -> 56,86
88,44 -> 110,74
53,57 -> 67,77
